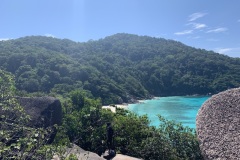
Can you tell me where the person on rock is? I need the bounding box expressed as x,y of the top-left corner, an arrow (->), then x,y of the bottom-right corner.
106,122 -> 114,153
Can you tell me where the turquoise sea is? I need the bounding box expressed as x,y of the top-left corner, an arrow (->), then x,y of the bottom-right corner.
128,96 -> 210,128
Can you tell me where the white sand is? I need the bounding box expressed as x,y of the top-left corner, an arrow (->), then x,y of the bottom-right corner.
137,100 -> 145,103
102,104 -> 128,113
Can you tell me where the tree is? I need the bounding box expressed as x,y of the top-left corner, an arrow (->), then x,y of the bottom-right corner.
0,70 -> 53,159
70,90 -> 85,111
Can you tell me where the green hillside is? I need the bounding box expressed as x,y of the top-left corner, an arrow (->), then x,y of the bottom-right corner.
0,33 -> 239,104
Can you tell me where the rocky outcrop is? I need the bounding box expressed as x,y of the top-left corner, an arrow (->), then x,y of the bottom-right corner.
18,96 -> 62,128
196,88 -> 240,159
113,154 -> 142,160
52,144 -> 105,160
52,144 -> 142,160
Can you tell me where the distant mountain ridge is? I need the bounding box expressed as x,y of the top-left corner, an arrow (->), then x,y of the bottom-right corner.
0,33 -> 239,104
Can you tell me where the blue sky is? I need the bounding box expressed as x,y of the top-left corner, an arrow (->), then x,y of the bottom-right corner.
1,0 -> 240,57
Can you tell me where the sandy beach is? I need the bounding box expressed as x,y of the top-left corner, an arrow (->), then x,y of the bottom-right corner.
102,98 -> 149,113
102,104 -> 129,113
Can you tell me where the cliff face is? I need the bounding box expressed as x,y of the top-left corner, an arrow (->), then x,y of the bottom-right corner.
196,88 -> 240,159
18,96 -> 62,128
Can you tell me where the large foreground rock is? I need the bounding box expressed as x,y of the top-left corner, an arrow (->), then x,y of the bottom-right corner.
112,154 -> 142,160
196,88 -> 240,159
52,144 -> 105,160
52,144 -> 142,160
18,96 -> 62,127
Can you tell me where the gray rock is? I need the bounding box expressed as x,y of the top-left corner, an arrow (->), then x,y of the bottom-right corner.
52,144 -> 142,160
113,154 -> 142,160
52,144 -> 105,160
196,88 -> 240,159
18,96 -> 62,128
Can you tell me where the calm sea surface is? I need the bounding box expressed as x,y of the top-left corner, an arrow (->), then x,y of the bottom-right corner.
128,96 -> 210,128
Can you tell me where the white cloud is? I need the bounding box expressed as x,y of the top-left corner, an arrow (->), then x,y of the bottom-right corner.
188,12 -> 207,21
174,30 -> 193,35
0,38 -> 11,41
193,23 -> 207,29
187,23 -> 207,29
216,48 -> 233,54
214,47 -> 240,57
44,34 -> 55,38
206,27 -> 228,33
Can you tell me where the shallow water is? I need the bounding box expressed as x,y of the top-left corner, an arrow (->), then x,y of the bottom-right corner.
128,96 -> 210,128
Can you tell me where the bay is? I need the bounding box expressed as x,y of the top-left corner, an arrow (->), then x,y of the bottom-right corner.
128,96 -> 210,128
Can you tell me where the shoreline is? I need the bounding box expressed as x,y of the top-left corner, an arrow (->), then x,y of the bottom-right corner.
102,103 -> 129,113
101,97 -> 157,113
102,95 -> 210,113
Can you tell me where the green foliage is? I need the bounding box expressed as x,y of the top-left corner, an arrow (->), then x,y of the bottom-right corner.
140,129 -> 177,159
66,154 -> 78,160
156,115 -> 203,160
1,33 -> 236,159
1,34 -> 239,104
61,92 -> 203,159
70,90 -> 85,111
0,70 -> 53,159
113,112 -> 150,156
0,72 -> 203,159
53,125 -> 71,147
63,95 -> 113,154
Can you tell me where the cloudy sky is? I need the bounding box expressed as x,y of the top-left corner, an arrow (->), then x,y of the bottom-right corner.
1,0 -> 240,57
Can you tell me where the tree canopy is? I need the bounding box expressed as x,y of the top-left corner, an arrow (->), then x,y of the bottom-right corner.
0,33 -> 239,104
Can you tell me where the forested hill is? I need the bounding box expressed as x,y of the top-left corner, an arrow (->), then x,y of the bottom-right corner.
0,33 -> 240,104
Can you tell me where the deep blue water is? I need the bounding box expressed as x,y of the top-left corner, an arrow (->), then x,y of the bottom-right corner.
128,96 -> 210,128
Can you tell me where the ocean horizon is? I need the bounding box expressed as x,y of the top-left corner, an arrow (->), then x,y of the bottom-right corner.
128,96 -> 210,128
